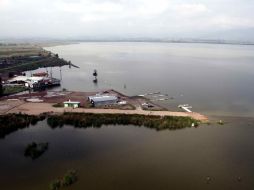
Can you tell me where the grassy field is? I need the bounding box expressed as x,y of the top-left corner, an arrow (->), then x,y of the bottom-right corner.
3,85 -> 27,95
0,44 -> 42,57
0,44 -> 70,74
0,57 -> 69,73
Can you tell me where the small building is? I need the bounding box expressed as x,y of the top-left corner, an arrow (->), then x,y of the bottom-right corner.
118,101 -> 127,105
63,100 -> 80,108
88,95 -> 118,107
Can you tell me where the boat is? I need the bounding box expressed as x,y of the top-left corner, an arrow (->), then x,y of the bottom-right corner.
178,104 -> 192,108
153,94 -> 169,97
151,98 -> 168,101
157,98 -> 168,101
146,91 -> 160,95
93,69 -> 98,77
33,72 -> 48,77
26,98 -> 44,103
178,104 -> 193,112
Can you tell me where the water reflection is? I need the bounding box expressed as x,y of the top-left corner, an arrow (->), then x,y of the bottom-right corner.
0,117 -> 254,190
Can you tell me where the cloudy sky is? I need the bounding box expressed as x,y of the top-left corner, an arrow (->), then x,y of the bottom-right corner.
0,0 -> 254,40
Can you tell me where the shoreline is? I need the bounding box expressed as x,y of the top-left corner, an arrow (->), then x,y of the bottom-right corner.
0,88 -> 208,122
0,112 -> 200,138
1,100 -> 208,121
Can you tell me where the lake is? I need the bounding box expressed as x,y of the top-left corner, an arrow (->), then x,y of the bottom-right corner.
1,42 -> 254,190
45,42 -> 254,117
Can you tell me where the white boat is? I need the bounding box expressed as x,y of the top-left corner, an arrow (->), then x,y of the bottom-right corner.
147,91 -> 160,95
178,104 -> 192,108
26,98 -> 44,103
118,101 -> 127,105
178,104 -> 193,112
157,98 -> 169,101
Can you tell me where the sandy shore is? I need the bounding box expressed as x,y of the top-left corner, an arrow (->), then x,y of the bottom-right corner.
4,101 -> 208,121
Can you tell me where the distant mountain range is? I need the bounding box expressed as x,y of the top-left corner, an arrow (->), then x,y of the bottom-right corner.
1,35 -> 254,46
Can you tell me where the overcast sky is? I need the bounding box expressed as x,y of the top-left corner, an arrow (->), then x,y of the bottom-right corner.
0,0 -> 254,40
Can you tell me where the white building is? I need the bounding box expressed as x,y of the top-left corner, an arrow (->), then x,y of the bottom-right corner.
63,100 -> 80,108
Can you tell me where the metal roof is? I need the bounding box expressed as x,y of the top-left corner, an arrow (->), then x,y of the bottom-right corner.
8,76 -> 44,82
8,76 -> 29,82
26,77 -> 44,82
89,95 -> 117,103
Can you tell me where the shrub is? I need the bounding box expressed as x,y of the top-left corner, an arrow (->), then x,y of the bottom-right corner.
49,179 -> 61,190
52,103 -> 63,108
47,113 -> 199,131
24,142 -> 49,160
49,170 -> 78,190
0,113 -> 46,138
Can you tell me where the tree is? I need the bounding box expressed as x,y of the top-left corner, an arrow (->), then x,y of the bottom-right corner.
8,72 -> 14,78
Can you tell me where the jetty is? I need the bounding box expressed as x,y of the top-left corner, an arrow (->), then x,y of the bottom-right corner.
178,104 -> 193,113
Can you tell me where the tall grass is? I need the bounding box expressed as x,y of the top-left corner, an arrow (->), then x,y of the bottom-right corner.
24,142 -> 49,160
0,113 -> 199,138
49,170 -> 78,190
0,113 -> 46,138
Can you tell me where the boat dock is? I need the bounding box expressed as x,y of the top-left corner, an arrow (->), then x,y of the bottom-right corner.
178,104 -> 193,113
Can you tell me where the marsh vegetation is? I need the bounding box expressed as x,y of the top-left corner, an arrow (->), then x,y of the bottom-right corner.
0,113 -> 46,138
47,112 -> 199,130
24,142 -> 49,160
49,170 -> 78,190
3,85 -> 27,95
0,112 -> 199,139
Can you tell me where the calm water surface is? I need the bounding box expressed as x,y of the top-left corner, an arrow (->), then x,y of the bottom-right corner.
1,42 -> 254,190
1,118 -> 254,190
45,42 -> 254,117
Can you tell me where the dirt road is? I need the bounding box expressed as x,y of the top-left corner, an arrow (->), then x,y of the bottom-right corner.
5,101 -> 208,121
